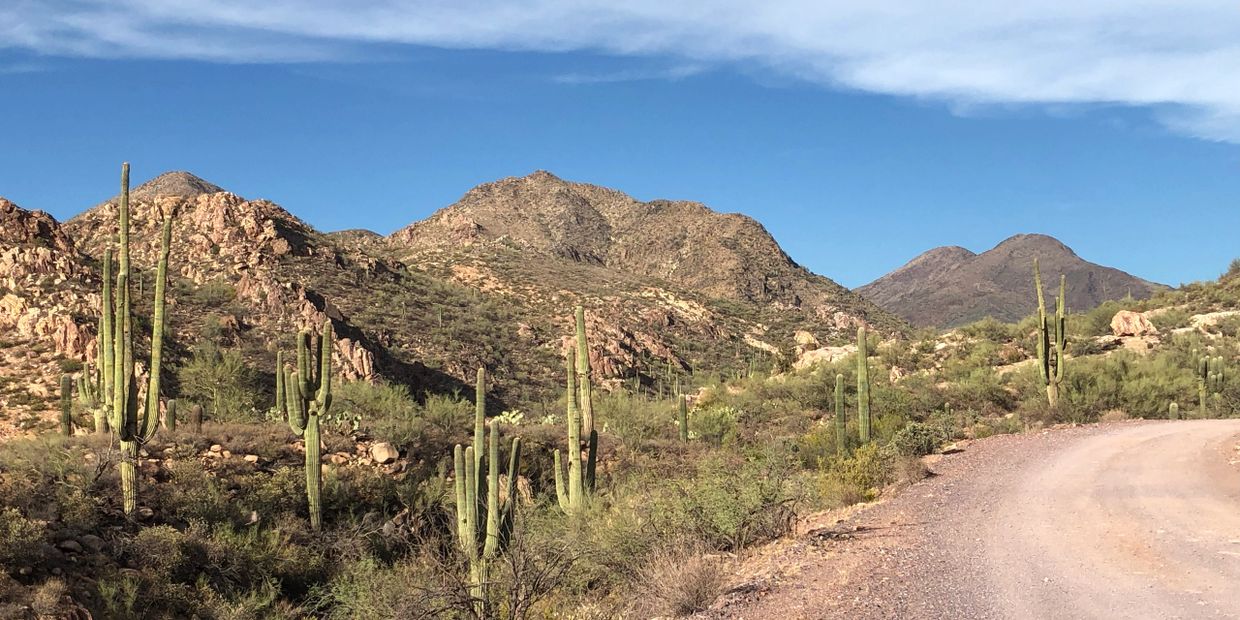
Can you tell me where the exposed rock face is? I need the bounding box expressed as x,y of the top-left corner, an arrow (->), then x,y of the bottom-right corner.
389,171 -> 900,334
859,234 -> 1165,327
0,198 -> 97,431
1110,310 -> 1158,337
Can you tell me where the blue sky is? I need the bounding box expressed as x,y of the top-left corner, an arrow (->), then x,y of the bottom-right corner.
2,2 -> 1238,288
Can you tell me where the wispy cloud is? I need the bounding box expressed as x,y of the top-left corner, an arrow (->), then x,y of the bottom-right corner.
3,1 -> 1239,140
552,64 -> 705,85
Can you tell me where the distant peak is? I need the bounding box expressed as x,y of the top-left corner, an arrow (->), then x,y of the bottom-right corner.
992,233 -> 1075,256
523,170 -> 563,182
132,171 -> 226,198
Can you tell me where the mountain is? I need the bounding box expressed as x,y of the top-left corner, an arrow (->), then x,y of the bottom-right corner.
0,169 -> 903,430
858,234 -> 1165,327
389,170 -> 899,330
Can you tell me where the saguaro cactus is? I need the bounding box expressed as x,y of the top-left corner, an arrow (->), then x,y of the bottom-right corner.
678,394 -> 689,442
103,163 -> 172,516
1195,353 -> 1225,417
575,306 -> 595,439
59,375 -> 73,436
1169,401 -> 1179,420
280,322 -> 335,530
834,373 -> 847,455
190,403 -> 204,434
166,399 -> 177,432
1034,259 -> 1067,407
454,415 -> 521,615
857,327 -> 872,444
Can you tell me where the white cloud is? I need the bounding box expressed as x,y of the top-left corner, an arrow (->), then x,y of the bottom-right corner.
3,1 -> 1239,140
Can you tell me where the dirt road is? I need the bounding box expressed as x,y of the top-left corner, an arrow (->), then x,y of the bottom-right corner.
713,420 -> 1240,619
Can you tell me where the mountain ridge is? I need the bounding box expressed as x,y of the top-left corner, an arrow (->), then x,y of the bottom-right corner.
858,233 -> 1165,327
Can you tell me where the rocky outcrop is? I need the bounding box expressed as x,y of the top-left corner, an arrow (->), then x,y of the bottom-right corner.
1110,310 -> 1158,337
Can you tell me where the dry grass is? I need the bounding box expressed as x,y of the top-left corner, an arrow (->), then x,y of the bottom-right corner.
631,542 -> 727,617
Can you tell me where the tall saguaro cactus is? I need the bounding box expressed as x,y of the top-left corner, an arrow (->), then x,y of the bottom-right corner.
857,327 -> 872,444
103,163 -> 172,516
834,373 -> 847,455
575,306 -> 595,439
454,415 -> 521,615
59,375 -> 73,436
280,321 -> 334,530
1034,259 -> 1067,407
678,394 -> 689,442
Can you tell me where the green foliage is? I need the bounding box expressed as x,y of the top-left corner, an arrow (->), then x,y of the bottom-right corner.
178,341 -> 259,422
891,422 -> 942,457
691,405 -> 740,447
0,507 -> 45,567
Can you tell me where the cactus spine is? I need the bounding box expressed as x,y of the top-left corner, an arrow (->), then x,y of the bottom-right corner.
1169,401 -> 1179,420
678,394 -> 689,442
834,373 -> 847,455
280,322 -> 334,530
857,327 -> 871,444
104,163 -> 171,516
453,412 -> 521,615
1034,259 -> 1067,407
59,374 -> 72,436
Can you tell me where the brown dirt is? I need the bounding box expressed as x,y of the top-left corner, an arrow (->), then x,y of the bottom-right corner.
708,420 -> 1240,619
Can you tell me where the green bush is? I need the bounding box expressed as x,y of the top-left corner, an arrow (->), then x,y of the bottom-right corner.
891,422 -> 941,457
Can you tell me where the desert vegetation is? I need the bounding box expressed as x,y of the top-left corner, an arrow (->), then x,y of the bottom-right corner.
0,165 -> 1235,619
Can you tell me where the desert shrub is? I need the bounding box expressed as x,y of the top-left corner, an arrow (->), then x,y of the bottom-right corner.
1149,307 -> 1192,331
891,422 -> 941,457
192,279 -> 238,306
178,342 -> 259,422
335,380 -> 418,437
796,420 -> 849,468
817,442 -> 893,506
0,508 -> 45,567
631,542 -> 725,618
596,390 -> 676,446
653,449 -> 800,550
691,405 -> 739,447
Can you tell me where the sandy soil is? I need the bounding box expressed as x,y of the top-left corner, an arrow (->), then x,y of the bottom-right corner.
709,420 -> 1240,619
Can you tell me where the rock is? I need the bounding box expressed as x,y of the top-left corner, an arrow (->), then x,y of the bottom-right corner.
221,450 -> 231,459
369,442 -> 399,464
243,454 -> 259,463
1110,310 -> 1158,337
793,345 -> 857,371
56,539 -> 83,553
135,507 -> 154,520
793,330 -> 819,348
18,567 -> 31,576
329,453 -> 350,465
209,444 -> 223,453
78,535 -> 105,553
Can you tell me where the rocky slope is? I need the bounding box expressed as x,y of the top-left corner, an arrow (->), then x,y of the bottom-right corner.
858,234 -> 1164,327
388,171 -> 899,332
0,198 -> 96,435
1,169 -> 905,429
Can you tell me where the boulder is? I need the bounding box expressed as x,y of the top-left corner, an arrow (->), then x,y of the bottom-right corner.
370,442 -> 399,465
793,330 -> 819,348
1110,310 -> 1158,337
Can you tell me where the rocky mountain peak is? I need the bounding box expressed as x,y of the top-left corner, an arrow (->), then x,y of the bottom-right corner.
131,171 -> 226,199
